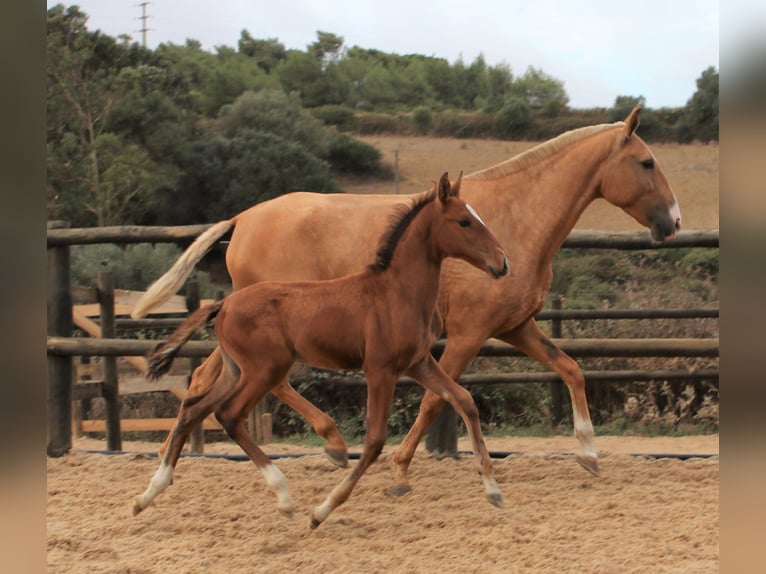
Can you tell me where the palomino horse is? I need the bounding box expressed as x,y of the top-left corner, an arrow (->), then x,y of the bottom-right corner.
132,106 -> 681,491
132,173 -> 509,527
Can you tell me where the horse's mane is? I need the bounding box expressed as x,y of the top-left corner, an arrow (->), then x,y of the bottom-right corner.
368,188 -> 437,272
466,122 -> 623,180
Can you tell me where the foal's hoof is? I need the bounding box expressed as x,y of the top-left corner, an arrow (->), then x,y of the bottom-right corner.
309,514 -> 322,530
324,448 -> 349,469
486,492 -> 504,509
386,483 -> 413,498
576,453 -> 601,477
278,507 -> 294,519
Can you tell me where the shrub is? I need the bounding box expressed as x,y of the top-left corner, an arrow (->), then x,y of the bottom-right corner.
312,105 -> 357,131
412,106 -> 434,134
326,133 -> 388,176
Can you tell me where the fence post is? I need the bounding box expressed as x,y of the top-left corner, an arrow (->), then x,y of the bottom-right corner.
98,271 -> 122,451
186,281 -> 205,453
47,221 -> 73,457
550,296 -> 564,426
425,345 -> 458,458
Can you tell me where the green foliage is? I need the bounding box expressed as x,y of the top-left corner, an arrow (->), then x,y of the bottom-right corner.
512,66 -> 569,117
218,89 -> 331,156
412,106 -> 434,134
312,105 -> 357,131
679,66 -> 719,143
498,96 -> 533,136
70,243 -> 216,296
326,133 -> 386,175
163,130 -> 337,224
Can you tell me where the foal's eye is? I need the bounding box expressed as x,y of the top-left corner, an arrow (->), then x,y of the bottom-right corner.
458,219 -> 471,228
640,158 -> 655,169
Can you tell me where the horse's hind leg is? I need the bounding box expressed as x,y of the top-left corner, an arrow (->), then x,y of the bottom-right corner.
158,348 -> 223,458
499,318 -> 599,476
404,355 -> 502,509
271,378 -> 349,468
214,365 -> 295,515
133,366 -> 238,515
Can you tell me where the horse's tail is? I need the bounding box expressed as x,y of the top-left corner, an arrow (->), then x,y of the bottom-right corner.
130,220 -> 235,319
145,301 -> 223,380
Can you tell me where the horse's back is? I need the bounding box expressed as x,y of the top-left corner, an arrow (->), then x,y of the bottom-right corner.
227,192 -> 412,288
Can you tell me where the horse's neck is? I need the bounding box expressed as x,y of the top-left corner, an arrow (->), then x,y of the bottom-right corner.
386,214 -> 442,308
465,133 -> 612,270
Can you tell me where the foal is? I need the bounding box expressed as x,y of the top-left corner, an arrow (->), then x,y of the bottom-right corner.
132,172 -> 509,528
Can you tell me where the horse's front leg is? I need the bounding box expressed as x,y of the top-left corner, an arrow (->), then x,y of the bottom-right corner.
404,355 -> 502,509
271,378 -> 349,468
310,371 -> 396,529
498,317 -> 599,476
388,338 -> 482,497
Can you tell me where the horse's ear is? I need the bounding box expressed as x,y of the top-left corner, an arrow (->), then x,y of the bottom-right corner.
451,170 -> 463,198
624,105 -> 642,141
438,172 -> 451,204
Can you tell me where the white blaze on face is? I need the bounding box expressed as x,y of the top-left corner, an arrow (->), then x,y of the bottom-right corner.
466,203 -> 486,226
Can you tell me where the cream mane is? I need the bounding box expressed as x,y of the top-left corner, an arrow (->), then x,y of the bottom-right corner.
466,122 -> 624,180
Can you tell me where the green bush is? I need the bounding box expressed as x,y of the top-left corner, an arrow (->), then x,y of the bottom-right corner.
70,243 -> 217,297
312,105 -> 357,131
326,133 -> 389,176
412,106 -> 434,134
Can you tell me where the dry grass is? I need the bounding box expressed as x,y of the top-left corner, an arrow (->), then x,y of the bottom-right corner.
340,136 -> 719,231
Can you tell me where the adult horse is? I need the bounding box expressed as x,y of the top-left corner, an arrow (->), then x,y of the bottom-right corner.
133,174 -> 508,527
132,107 -> 681,491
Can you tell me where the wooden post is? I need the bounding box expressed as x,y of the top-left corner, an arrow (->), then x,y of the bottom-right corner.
186,281 -> 205,453
425,345 -> 458,459
47,221 -> 73,457
550,295 -> 564,426
98,271 -> 122,451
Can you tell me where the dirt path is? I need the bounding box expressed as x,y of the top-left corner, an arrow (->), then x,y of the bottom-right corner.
48,435 -> 718,573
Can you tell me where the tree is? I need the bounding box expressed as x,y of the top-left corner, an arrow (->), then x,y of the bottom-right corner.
238,31 -> 286,73
681,66 -> 719,143
512,66 -> 568,117
218,89 -> 332,157
164,131 -> 337,223
498,95 -> 533,136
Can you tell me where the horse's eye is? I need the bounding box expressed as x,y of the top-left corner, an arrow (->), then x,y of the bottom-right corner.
640,158 -> 655,169
459,219 -> 471,228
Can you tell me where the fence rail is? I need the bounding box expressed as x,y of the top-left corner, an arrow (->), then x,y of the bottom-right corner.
47,223 -> 719,457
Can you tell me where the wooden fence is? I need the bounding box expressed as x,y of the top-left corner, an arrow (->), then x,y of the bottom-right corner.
47,222 -> 719,456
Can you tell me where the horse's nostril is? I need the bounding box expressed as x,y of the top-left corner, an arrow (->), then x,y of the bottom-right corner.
675,218 -> 682,231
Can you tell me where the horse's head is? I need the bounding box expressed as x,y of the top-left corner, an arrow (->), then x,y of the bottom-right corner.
435,172 -> 509,278
597,106 -> 682,241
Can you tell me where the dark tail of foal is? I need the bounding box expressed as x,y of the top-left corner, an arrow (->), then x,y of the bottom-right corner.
146,301 -> 223,380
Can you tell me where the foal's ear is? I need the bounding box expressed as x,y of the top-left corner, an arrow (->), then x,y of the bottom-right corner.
623,105 -> 642,141
451,170 -> 463,198
438,172 -> 452,204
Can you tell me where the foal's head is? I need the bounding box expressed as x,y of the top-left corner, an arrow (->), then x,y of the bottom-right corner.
431,172 -> 509,278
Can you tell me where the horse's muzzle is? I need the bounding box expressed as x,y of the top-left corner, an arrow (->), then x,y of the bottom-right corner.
489,256 -> 510,279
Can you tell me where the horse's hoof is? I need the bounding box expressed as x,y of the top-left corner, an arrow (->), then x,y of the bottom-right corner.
576,453 -> 601,477
386,483 -> 413,498
278,506 -> 294,518
486,492 -> 503,508
324,448 -> 349,469
132,499 -> 144,516
309,515 -> 322,529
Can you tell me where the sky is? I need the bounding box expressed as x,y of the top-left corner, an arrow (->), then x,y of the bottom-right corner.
45,0 -> 735,109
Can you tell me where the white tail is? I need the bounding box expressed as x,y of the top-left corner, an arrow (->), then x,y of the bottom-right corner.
130,220 -> 234,319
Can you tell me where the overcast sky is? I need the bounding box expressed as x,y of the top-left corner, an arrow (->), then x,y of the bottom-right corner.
47,0 -> 736,109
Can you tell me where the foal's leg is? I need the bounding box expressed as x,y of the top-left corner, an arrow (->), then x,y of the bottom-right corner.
158,348 -> 223,457
271,378 -> 349,468
310,372 -> 397,529
389,337 -> 483,496
133,367 -> 238,515
402,355 -> 502,508
498,317 -> 599,476
214,365 -> 295,515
